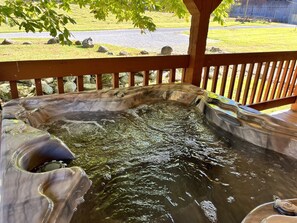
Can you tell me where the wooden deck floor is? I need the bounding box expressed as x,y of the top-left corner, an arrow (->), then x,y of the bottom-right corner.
271,110 -> 297,125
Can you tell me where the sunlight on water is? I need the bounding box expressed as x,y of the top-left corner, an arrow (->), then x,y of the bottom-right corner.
41,101 -> 297,223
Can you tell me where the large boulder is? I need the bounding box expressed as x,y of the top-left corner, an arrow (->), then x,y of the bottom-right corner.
18,85 -> 35,98
75,40 -> 82,45
23,41 -> 32,45
0,83 -> 11,101
119,51 -> 128,56
63,76 -> 76,82
44,78 -> 54,84
97,45 -> 109,53
83,75 -> 91,84
82,38 -> 94,48
161,46 -> 173,55
83,83 -> 97,91
41,81 -> 54,95
1,39 -> 13,45
47,37 -> 59,44
140,50 -> 149,55
64,81 -> 77,93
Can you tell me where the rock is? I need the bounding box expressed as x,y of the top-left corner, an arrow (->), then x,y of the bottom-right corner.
63,76 -> 76,82
64,81 -> 77,93
119,72 -> 128,78
120,75 -> 129,86
75,40 -> 82,45
0,83 -> 11,101
161,46 -> 173,55
200,201 -> 217,223
163,70 -> 170,78
23,41 -> 32,45
18,85 -> 35,98
97,45 -> 109,53
107,52 -> 114,56
209,47 -> 223,53
44,78 -> 54,84
82,37 -> 94,48
47,37 -> 59,44
149,71 -> 157,80
134,74 -> 143,85
83,83 -> 97,91
119,51 -> 128,56
119,73 -> 143,86
18,80 -> 33,86
140,50 -> 149,55
1,39 -> 13,45
83,75 -> 91,84
41,81 -> 54,95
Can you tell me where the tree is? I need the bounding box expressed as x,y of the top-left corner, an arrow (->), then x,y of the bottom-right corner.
0,0 -> 234,44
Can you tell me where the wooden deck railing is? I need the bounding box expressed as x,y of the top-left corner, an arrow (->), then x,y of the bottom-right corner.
0,51 -> 297,111
0,55 -> 189,99
201,51 -> 297,110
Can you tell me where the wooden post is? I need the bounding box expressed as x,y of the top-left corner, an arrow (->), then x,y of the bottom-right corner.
183,0 -> 222,86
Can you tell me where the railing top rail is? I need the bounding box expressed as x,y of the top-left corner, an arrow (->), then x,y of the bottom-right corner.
0,55 -> 190,81
204,51 -> 297,67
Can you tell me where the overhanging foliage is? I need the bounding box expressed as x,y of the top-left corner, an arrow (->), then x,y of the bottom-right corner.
0,0 -> 234,44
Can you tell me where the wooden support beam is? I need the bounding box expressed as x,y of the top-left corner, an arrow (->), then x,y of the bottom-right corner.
183,0 -> 222,86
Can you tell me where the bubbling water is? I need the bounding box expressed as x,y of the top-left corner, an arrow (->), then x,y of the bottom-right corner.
41,101 -> 297,223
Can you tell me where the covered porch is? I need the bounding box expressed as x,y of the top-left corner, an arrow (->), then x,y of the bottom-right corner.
0,1 -> 296,124
0,0 -> 297,222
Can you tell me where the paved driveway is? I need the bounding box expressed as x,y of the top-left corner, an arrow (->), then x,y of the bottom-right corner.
0,24 -> 295,54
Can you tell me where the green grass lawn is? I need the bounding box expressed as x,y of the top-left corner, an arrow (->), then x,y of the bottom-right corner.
0,2 -> 279,33
0,38 -> 142,61
207,28 -> 297,52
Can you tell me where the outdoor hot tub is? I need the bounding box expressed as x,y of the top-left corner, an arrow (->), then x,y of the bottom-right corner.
1,84 -> 297,223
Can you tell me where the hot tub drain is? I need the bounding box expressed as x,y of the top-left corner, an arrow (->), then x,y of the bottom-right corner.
32,160 -> 67,173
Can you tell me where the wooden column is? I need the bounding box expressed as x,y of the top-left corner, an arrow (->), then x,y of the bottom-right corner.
183,0 -> 222,86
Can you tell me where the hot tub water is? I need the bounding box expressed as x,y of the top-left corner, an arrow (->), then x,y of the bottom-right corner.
40,101 -> 297,223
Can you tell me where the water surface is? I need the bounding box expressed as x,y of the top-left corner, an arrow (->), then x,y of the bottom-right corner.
41,101 -> 297,223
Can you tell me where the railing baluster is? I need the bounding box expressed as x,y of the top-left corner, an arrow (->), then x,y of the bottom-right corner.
282,60 -> 296,97
169,69 -> 176,83
249,62 -> 262,104
143,71 -> 150,86
256,62 -> 270,103
96,74 -> 102,90
202,67 -> 210,90
242,63 -> 254,105
35,78 -> 43,96
157,70 -> 163,84
276,60 -> 290,99
211,66 -> 220,93
288,61 -> 297,96
228,64 -> 238,99
263,61 -> 277,101
113,73 -> 119,89
220,65 -> 229,97
269,61 -> 284,100
182,68 -> 186,83
77,76 -> 84,92
235,64 -> 246,102
9,81 -> 19,99
129,72 -> 135,87
57,77 -> 64,94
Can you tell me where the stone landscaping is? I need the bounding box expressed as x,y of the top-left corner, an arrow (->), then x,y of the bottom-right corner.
0,36 -> 225,105
0,70 -> 184,104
